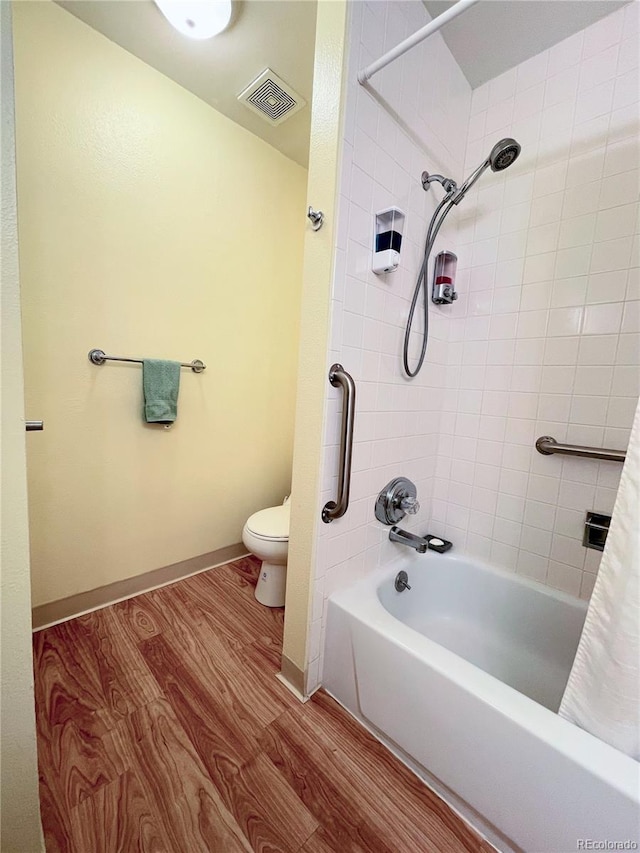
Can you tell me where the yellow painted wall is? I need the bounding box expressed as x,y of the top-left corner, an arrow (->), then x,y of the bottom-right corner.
283,0 -> 348,683
13,1 -> 307,608
0,3 -> 44,847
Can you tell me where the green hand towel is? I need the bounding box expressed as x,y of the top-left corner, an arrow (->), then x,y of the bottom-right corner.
142,359 -> 181,424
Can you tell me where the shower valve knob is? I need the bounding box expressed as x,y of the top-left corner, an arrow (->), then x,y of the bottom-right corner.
400,495 -> 420,515
375,477 -> 420,525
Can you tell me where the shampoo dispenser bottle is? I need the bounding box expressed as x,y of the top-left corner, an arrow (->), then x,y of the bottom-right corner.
373,207 -> 406,275
432,250 -> 458,304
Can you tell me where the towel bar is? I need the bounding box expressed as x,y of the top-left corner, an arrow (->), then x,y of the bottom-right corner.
88,349 -> 205,373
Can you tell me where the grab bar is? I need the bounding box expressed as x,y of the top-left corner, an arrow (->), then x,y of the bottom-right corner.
322,364 -> 356,523
536,435 -> 626,463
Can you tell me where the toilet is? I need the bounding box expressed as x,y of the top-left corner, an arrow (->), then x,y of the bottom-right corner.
242,498 -> 290,607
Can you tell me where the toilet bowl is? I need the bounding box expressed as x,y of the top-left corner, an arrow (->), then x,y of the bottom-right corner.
242,500 -> 290,607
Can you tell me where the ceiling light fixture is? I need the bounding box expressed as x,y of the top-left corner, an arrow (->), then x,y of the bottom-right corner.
154,0 -> 232,40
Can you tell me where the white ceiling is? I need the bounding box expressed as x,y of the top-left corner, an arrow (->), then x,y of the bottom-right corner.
423,0 -> 630,88
52,0 -> 630,164
55,0 -> 317,167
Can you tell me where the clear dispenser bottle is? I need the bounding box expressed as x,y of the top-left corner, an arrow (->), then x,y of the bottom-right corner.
432,250 -> 458,304
373,207 -> 406,275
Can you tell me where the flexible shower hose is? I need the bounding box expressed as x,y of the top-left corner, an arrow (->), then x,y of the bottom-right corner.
403,194 -> 456,378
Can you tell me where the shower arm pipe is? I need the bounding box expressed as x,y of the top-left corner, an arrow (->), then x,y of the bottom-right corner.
357,0 -> 480,85
322,364 -> 356,523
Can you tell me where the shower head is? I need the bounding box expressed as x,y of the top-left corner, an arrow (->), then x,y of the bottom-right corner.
489,137 -> 521,172
450,137 -> 521,204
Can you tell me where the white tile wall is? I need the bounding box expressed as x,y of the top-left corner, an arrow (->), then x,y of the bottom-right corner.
308,1 -> 639,692
306,0 -> 472,690
434,4 -> 639,600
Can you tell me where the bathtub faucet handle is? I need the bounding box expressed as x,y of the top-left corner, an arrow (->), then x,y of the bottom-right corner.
375,477 -> 420,525
399,495 -> 420,515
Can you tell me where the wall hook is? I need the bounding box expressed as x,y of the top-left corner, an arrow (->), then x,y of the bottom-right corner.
307,206 -> 324,231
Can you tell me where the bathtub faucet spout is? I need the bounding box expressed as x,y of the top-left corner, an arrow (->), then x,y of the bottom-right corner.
389,526 -> 429,553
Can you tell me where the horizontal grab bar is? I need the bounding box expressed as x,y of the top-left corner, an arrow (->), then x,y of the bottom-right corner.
535,435 -> 626,463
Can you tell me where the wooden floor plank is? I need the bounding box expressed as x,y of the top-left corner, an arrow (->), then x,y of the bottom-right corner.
259,712 -> 395,853
231,638 -> 300,722
207,751 -> 319,853
180,566 -> 283,649
37,772 -> 75,853
261,704 -> 487,853
72,608 -> 162,722
220,557 -> 284,620
224,554 -> 261,584
110,595 -> 168,643
221,558 -> 286,635
178,596 -> 299,726
147,572 -> 247,652
33,624 -> 107,732
138,634 -> 259,765
132,568 -> 297,729
303,691 -> 489,852
50,719 -> 128,810
34,557 -> 493,853
300,826 -> 364,853
70,769 -> 171,853
125,699 -> 252,853
33,623 -> 130,819
139,634 -> 317,852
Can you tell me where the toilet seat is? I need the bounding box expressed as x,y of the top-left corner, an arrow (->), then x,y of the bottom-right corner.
245,503 -> 289,541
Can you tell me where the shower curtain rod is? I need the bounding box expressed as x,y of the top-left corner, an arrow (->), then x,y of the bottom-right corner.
358,0 -> 480,85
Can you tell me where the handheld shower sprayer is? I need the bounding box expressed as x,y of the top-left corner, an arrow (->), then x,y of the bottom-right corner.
451,137 -> 521,204
404,138 -> 521,378
421,138 -> 521,205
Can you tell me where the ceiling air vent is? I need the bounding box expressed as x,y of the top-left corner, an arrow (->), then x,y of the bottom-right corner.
238,68 -> 306,126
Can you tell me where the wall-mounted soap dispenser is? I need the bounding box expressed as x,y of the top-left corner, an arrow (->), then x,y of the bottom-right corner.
373,207 -> 405,275
432,250 -> 458,304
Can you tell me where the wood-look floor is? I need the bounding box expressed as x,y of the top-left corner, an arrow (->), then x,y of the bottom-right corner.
34,556 -> 493,852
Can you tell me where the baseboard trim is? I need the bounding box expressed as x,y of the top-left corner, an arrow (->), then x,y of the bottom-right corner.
32,543 -> 248,631
278,655 -> 307,701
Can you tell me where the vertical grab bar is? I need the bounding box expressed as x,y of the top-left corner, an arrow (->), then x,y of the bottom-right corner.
322,364 -> 356,523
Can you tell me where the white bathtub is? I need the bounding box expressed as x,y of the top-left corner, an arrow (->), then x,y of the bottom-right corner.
323,551 -> 640,852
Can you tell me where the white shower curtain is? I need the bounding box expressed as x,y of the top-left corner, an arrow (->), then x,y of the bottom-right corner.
559,396 -> 640,760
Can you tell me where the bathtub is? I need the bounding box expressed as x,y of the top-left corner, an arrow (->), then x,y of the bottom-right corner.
323,551 -> 640,852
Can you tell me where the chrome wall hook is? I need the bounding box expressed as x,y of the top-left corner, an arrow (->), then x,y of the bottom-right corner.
307,206 -> 324,231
